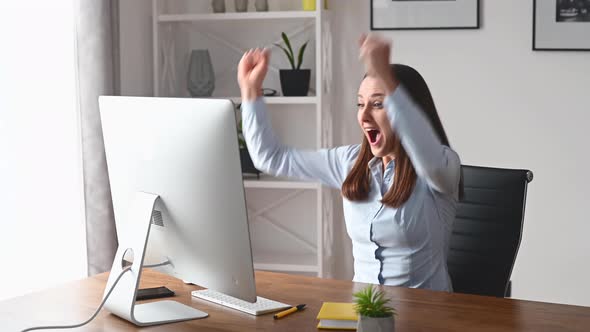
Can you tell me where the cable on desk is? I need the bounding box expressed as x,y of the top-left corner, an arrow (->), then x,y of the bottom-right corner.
144,260 -> 172,268
20,259 -> 173,331
20,266 -> 132,332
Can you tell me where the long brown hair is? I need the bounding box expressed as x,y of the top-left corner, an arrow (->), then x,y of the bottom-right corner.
342,64 -> 460,207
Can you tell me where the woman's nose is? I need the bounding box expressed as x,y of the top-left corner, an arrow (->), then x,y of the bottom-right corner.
359,104 -> 372,120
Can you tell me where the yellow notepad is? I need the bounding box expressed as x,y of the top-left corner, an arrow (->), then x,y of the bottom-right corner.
316,302 -> 358,330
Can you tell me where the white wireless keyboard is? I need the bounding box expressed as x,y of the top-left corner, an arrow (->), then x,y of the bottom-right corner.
191,289 -> 291,316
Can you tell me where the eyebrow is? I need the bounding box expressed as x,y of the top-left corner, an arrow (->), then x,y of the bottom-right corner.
357,93 -> 386,98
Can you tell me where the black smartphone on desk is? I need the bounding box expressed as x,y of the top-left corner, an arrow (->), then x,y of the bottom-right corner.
136,286 -> 175,301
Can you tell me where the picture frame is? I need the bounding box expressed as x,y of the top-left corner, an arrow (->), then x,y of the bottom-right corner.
533,0 -> 590,51
370,0 -> 480,30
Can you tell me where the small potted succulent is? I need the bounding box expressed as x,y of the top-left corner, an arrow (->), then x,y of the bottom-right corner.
237,118 -> 261,178
353,285 -> 396,332
274,32 -> 310,96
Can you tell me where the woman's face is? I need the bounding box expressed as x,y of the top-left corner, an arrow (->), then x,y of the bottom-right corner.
357,76 -> 396,158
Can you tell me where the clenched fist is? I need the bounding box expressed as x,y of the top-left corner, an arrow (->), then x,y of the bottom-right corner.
358,33 -> 397,94
237,48 -> 270,101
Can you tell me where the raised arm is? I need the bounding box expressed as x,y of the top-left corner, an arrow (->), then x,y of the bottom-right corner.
238,49 -> 356,189
384,86 -> 460,195
359,34 -> 460,195
241,98 -> 356,188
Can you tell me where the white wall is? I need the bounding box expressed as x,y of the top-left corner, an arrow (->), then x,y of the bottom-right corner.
0,2 -> 86,300
330,0 -> 590,306
119,0 -> 590,306
120,0 -> 153,96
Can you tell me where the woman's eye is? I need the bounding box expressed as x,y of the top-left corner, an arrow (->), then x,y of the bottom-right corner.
357,103 -> 364,108
373,102 -> 383,108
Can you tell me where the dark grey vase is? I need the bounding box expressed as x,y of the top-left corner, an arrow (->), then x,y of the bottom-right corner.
254,0 -> 268,11
357,315 -> 395,332
234,0 -> 248,12
187,49 -> 215,97
211,0 -> 226,13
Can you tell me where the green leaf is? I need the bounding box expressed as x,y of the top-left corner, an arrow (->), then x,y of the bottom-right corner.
353,285 -> 396,318
238,137 -> 246,148
296,41 -> 308,70
274,43 -> 295,69
281,32 -> 294,60
237,120 -> 246,148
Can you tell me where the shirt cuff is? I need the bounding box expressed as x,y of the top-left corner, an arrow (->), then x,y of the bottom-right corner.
240,96 -> 265,112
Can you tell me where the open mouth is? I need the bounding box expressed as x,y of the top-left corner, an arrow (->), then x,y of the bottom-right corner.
367,129 -> 381,146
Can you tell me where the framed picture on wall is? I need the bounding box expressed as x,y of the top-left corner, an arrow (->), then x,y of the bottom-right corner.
370,0 -> 480,30
533,0 -> 590,50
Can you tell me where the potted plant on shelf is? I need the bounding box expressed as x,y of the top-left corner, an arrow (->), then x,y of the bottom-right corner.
353,285 -> 396,332
237,118 -> 261,178
274,32 -> 310,96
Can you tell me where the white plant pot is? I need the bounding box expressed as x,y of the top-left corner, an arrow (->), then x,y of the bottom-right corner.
357,315 -> 395,332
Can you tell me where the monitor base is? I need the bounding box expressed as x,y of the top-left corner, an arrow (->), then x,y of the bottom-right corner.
102,192 -> 208,326
133,300 -> 208,326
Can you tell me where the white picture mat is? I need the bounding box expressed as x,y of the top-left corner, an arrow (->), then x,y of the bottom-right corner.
371,0 -> 478,29
535,0 -> 590,49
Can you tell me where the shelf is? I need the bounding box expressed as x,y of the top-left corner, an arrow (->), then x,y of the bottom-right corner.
158,11 -> 317,23
152,0 -> 331,279
253,252 -> 318,273
227,96 -> 318,105
244,175 -> 320,190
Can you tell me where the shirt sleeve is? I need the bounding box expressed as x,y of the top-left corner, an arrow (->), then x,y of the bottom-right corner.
385,85 -> 461,195
241,97 -> 358,189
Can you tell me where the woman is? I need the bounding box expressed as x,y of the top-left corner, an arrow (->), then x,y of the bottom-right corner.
237,34 -> 461,291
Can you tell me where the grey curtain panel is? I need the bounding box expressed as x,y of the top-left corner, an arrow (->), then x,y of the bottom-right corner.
74,0 -> 120,276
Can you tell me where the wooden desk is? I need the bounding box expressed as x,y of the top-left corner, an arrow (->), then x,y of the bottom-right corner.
3,269 -> 590,331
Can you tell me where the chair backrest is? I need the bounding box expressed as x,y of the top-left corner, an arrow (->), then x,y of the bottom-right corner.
447,165 -> 533,297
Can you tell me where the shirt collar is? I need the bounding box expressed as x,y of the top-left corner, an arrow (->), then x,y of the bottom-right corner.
368,156 -> 395,171
368,156 -> 381,170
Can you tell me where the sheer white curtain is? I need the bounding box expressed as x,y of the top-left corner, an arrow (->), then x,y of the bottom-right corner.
74,0 -> 119,276
0,1 -> 85,300
0,0 -> 120,301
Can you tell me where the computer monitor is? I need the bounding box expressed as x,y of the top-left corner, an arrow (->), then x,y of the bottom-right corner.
98,96 -> 286,327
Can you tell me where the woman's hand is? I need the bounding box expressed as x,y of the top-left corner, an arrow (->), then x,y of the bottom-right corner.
238,48 -> 270,101
358,33 -> 398,94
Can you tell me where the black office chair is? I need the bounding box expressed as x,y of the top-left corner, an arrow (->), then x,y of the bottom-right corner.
447,165 -> 533,297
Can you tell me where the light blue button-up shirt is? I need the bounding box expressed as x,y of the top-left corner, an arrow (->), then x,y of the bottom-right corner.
241,85 -> 461,292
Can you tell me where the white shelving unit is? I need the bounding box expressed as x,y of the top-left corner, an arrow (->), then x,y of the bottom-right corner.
244,175 -> 320,190
158,11 -> 317,22
227,96 -> 318,105
151,0 -> 333,277
253,252 -> 318,273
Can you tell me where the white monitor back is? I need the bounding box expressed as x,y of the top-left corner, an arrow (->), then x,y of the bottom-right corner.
99,96 -> 256,302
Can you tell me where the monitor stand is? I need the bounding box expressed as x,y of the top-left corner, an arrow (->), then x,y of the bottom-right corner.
102,192 -> 208,326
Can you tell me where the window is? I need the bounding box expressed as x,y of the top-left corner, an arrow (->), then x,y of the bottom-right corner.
0,1 -> 86,300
